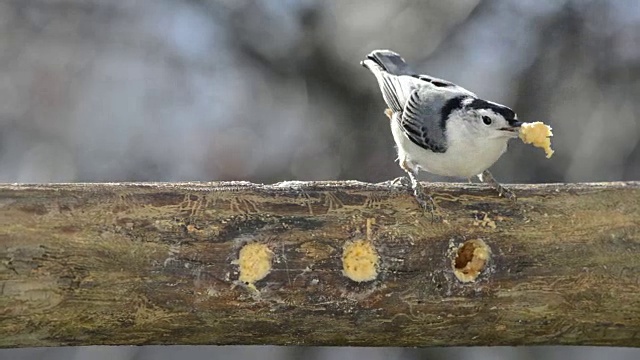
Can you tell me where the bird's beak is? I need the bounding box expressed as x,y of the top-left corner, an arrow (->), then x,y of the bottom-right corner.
499,120 -> 522,136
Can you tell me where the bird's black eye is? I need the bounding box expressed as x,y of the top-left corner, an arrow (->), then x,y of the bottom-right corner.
482,116 -> 492,125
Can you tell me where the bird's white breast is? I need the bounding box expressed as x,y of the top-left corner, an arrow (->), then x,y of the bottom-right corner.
390,119 -> 509,178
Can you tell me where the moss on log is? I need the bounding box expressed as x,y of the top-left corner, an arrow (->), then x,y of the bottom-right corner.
0,181 -> 639,347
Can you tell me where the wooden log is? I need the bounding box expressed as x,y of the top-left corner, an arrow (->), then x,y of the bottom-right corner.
0,181 -> 639,348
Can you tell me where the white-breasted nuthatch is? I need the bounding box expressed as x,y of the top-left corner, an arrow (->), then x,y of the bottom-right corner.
361,49 -> 522,212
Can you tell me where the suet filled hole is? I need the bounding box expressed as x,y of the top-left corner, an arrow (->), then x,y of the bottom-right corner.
342,240 -> 379,282
453,239 -> 490,283
236,243 -> 273,289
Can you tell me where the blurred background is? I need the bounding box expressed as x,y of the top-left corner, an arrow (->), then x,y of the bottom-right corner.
1,0 -> 639,359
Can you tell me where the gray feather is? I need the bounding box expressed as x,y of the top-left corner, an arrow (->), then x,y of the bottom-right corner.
366,50 -> 414,76
399,88 -> 452,153
362,50 -> 421,113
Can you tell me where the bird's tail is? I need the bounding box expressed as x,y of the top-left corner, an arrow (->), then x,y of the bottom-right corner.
361,50 -> 415,114
360,50 -> 414,76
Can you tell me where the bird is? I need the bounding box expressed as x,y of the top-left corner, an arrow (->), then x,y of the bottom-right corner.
361,49 -> 522,213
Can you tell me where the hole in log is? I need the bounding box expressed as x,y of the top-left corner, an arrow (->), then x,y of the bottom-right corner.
236,243 -> 273,288
342,240 -> 379,282
452,239 -> 490,283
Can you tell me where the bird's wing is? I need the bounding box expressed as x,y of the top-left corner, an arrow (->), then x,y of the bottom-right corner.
362,49 -> 475,111
412,74 -> 476,97
375,73 -> 422,113
398,87 -> 459,153
376,73 -> 474,114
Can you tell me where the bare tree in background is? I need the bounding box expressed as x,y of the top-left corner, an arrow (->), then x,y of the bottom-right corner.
1,0 -> 640,358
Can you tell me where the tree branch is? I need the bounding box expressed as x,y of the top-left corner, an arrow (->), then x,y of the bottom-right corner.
1,181 -> 639,347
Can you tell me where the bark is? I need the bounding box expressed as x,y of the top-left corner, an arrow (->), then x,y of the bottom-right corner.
0,181 -> 639,347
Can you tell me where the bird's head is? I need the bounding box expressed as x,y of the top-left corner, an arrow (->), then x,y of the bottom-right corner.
449,98 -> 522,140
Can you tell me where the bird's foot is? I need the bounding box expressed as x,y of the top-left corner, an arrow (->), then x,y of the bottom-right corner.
479,170 -> 517,203
409,178 -> 440,221
390,176 -> 411,188
494,183 -> 517,202
378,177 -> 411,192
400,160 -> 442,220
414,189 -> 440,220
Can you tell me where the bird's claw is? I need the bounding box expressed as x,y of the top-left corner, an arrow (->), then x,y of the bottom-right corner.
410,181 -> 441,221
415,192 -> 440,221
379,177 -> 411,194
479,170 -> 517,203
390,176 -> 411,188
497,185 -> 517,203
399,161 -> 442,221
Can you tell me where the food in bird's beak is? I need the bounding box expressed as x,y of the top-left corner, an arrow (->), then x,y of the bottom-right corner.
518,122 -> 554,158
